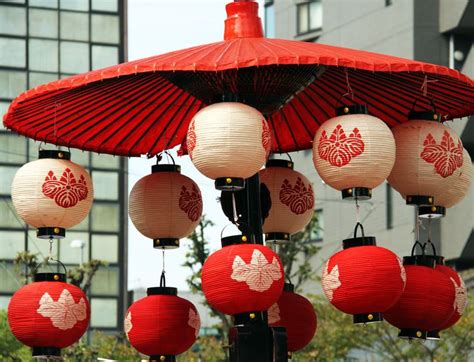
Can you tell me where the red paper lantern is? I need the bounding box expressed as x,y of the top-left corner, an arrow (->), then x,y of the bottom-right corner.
322,227 -> 405,323
202,239 -> 284,315
384,256 -> 456,339
260,159 -> 315,243
268,284 -> 317,352
8,273 -> 90,358
125,287 -> 200,359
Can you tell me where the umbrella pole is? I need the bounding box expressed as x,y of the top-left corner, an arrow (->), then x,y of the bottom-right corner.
244,173 -> 264,244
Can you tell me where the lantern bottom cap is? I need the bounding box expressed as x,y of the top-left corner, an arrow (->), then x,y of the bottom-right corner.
418,205 -> 445,219
405,195 -> 434,206
32,346 -> 61,358
398,328 -> 427,340
341,187 -> 371,201
37,227 -> 65,239
215,177 -> 245,191
265,232 -> 290,244
149,355 -> 176,362
427,330 -> 441,340
353,312 -> 383,324
153,238 -> 179,249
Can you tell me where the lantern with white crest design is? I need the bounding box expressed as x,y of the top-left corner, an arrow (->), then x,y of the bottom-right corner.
129,162 -> 202,249
260,159 -> 315,243
8,272 -> 90,358
313,105 -> 395,200
388,112 -> 465,216
11,150 -> 93,239
186,102 -> 271,190
125,286 -> 200,360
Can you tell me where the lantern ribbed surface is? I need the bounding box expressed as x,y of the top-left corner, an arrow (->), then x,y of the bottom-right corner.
260,165 -> 314,236
187,102 -> 271,180
202,244 -> 284,315
384,265 -> 456,333
125,294 -> 200,356
11,158 -> 93,230
322,246 -> 405,315
312,114 -> 395,190
388,120 -> 464,204
8,281 -> 90,349
129,170 -> 202,240
435,149 -> 473,208
268,290 -> 317,352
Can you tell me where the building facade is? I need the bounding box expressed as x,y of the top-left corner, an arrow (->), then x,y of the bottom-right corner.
0,0 -> 128,332
265,0 -> 474,290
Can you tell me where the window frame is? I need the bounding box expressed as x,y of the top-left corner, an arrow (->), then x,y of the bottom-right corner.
296,0 -> 323,36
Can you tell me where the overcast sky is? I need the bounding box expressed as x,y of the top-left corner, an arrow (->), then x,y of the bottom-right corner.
127,0 -> 265,291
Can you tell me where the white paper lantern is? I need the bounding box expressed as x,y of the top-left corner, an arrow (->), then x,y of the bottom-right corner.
260,160 -> 314,243
11,150 -> 93,239
313,106 -> 395,199
129,164 -> 202,248
388,115 -> 464,211
187,102 -> 271,190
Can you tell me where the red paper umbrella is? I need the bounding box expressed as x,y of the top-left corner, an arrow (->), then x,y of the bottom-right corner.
8,273 -> 90,358
268,284 -> 317,352
125,287 -> 200,359
3,1 -> 473,157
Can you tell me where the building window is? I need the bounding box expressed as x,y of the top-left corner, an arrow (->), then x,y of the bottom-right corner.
386,183 -> 393,229
264,0 -> 275,38
297,0 -> 322,35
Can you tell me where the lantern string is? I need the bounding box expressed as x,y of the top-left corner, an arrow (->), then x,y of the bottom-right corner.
48,237 -> 54,262
343,69 -> 355,100
160,249 -> 166,287
428,217 -> 432,242
231,192 -> 239,225
355,199 -> 361,224
420,75 -> 438,97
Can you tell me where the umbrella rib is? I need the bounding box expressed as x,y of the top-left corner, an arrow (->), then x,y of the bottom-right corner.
287,101 -> 314,141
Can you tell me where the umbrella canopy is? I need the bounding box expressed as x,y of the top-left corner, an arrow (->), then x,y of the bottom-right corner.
3,1 -> 474,157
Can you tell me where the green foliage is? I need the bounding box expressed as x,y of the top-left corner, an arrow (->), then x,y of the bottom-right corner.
179,336 -> 227,362
0,310 -> 30,361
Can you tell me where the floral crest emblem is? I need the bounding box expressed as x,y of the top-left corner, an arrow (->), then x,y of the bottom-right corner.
187,119 -> 197,159
231,249 -> 282,292
268,303 -> 281,324
450,277 -> 467,315
318,124 -> 365,167
262,120 -> 272,158
398,257 -> 406,284
279,177 -> 314,215
179,184 -> 203,222
188,308 -> 201,337
124,312 -> 132,339
420,131 -> 463,178
37,289 -> 87,330
42,168 -> 88,208
322,262 -> 341,302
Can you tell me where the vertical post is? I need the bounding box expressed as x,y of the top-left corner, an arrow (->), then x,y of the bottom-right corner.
245,173 -> 264,244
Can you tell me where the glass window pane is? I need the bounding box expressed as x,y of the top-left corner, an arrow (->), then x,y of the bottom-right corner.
298,4 -> 309,34
91,203 -> 119,232
90,298 -> 117,327
30,0 -> 58,7
0,198 -> 24,228
29,9 -> 58,38
0,102 -> 10,127
0,165 -> 18,195
92,153 -> 119,169
309,1 -> 323,30
92,234 -> 118,262
92,45 -> 118,70
29,39 -> 58,72
0,296 -> 12,310
70,147 -> 90,167
0,38 -> 26,68
92,0 -> 118,12
0,6 -> 26,36
0,133 -> 27,164
29,72 -> 58,88
91,266 -> 118,296
91,14 -> 119,44
60,0 -> 88,11
60,11 -> 89,41
60,41 -> 89,73
92,171 -> 118,200
59,231 -> 89,264
0,263 -> 22,293
264,4 -> 275,38
0,231 -> 24,259
0,71 -> 26,98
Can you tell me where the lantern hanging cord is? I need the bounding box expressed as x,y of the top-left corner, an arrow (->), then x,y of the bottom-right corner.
355,199 -> 361,224
48,237 -> 54,263
343,69 -> 354,100
231,192 -> 239,225
427,217 -> 432,242
420,75 -> 438,97
160,249 -> 166,287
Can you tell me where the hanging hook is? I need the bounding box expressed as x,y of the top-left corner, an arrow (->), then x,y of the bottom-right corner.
160,249 -> 166,287
355,199 -> 361,224
420,75 -> 438,98
343,69 -> 354,100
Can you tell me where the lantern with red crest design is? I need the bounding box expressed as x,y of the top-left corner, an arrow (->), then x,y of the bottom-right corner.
186,102 -> 271,191
259,159 -> 315,243
313,105 -> 395,200
125,286 -> 200,360
268,283 -> 317,353
11,150 -> 93,239
8,272 -> 90,358
388,112 -> 465,217
202,235 -> 284,316
129,162 -> 202,249
322,223 -> 406,324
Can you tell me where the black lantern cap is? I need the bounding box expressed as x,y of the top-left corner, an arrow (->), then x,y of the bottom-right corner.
408,110 -> 441,122
221,234 -> 250,247
283,283 -> 294,293
153,238 -> 179,249
403,255 -> 435,268
32,347 -> 61,357
265,159 -> 294,169
34,272 -> 66,283
37,227 -> 66,240
427,330 -> 441,340
215,177 -> 245,191
341,187 -> 372,201
353,312 -> 383,324
406,195 -> 434,206
418,205 -> 446,219
38,149 -> 71,160
151,164 -> 181,173
398,328 -> 427,340
147,287 -> 178,296
335,104 -> 369,116
265,232 -> 290,244
343,222 -> 376,249
150,355 -> 176,362
233,311 -> 266,325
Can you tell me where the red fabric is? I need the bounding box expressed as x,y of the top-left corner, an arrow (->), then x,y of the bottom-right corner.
384,265 -> 456,332
126,294 -> 199,356
269,291 -> 317,352
202,244 -> 284,315
8,281 -> 90,349
323,246 -> 405,315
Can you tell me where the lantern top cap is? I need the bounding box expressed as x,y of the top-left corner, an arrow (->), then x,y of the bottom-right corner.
408,110 -> 442,121
335,104 -> 369,116
151,164 -> 181,174
221,234 -> 249,247
403,255 -> 436,268
38,149 -> 71,160
266,159 -> 294,169
283,283 -> 295,292
224,1 -> 263,40
34,272 -> 67,282
147,286 -> 178,296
